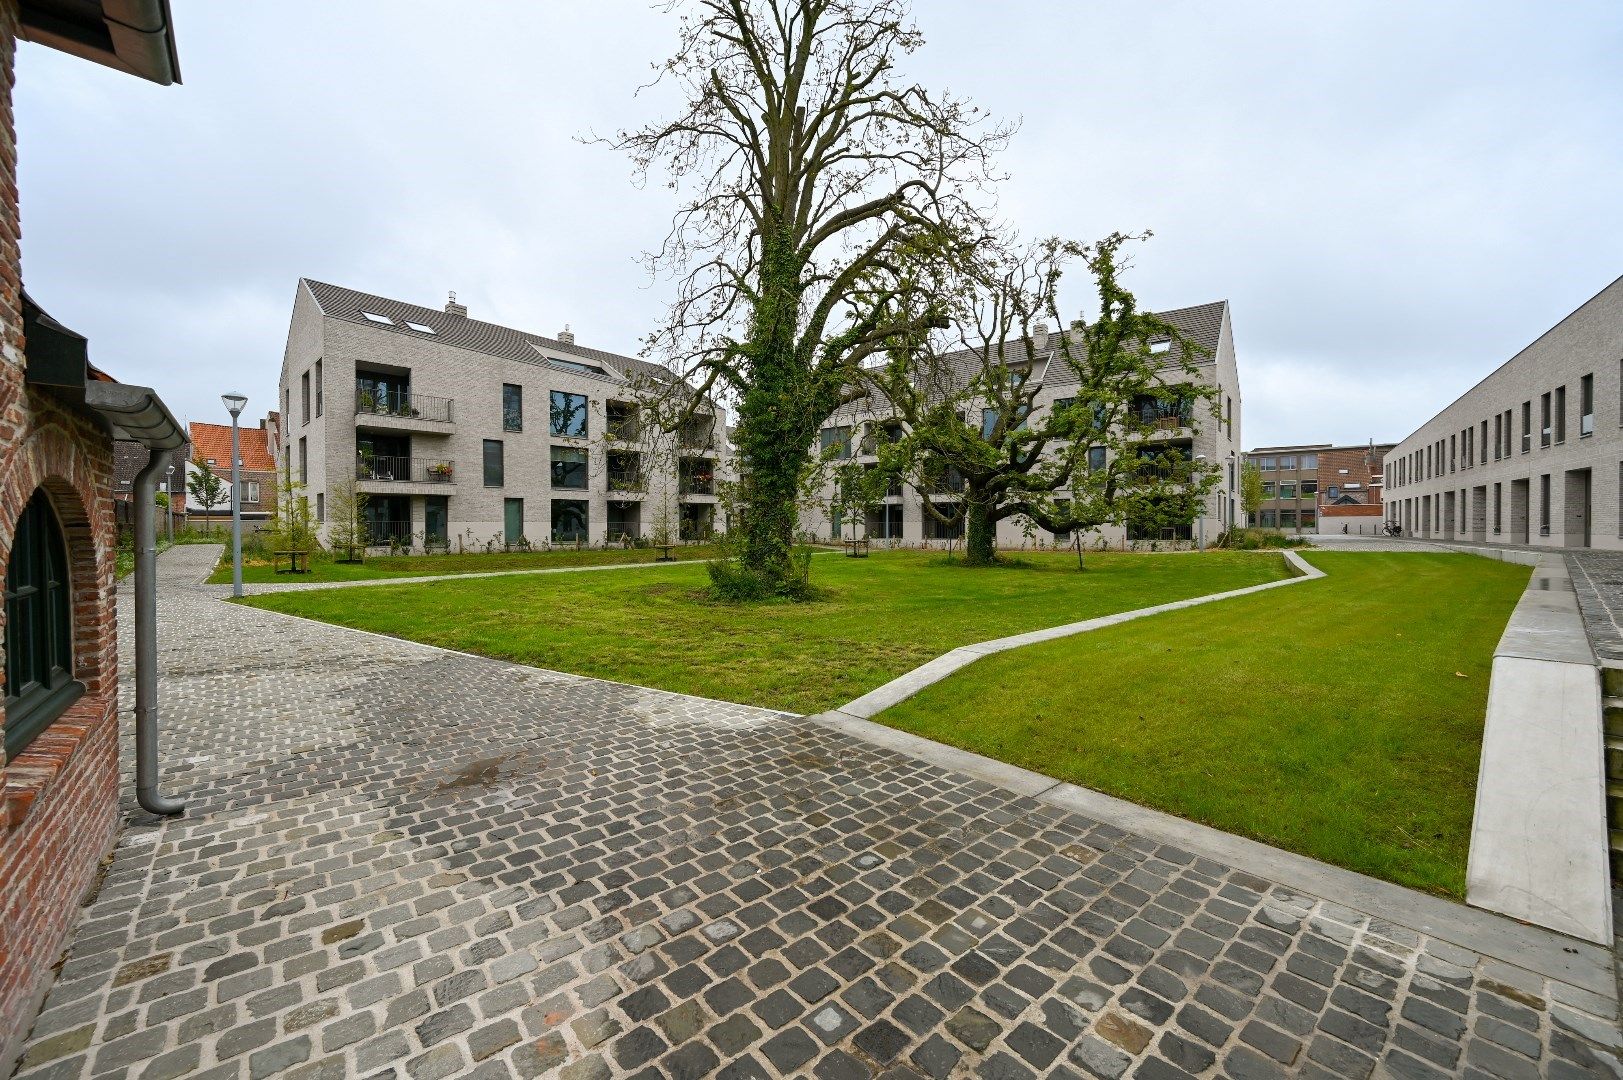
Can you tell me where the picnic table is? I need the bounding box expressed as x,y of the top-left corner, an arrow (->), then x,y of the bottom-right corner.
273,549 -> 311,575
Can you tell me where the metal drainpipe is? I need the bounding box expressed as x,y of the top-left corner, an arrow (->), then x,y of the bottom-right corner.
134,451 -> 184,816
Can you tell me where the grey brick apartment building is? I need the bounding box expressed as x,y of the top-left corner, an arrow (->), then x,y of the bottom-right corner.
1386,275 -> 1622,551
800,301 -> 1244,548
276,281 -> 726,550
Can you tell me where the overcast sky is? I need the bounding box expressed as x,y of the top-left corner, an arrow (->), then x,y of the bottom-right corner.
17,1 -> 1621,448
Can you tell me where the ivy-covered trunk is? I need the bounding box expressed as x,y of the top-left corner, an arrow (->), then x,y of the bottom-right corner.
726,231 -> 823,597
964,499 -> 998,566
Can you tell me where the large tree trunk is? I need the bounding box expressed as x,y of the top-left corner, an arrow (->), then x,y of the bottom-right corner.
964,500 -> 997,566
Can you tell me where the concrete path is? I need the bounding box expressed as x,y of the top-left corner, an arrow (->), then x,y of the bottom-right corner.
10,544 -> 1621,1080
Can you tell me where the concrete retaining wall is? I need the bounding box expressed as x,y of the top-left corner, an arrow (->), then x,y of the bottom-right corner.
1465,555 -> 1612,943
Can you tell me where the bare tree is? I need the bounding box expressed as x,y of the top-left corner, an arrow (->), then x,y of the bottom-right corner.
609,0 -> 1013,597
865,233 -> 1220,566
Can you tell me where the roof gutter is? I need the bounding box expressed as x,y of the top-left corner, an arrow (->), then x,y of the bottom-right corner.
19,0 -> 181,85
85,381 -> 186,816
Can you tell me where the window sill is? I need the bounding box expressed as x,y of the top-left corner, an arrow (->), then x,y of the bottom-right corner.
4,687 -> 98,832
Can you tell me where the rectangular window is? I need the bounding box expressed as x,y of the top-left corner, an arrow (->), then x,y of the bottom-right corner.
549,391 -> 588,437
1449,434 -> 1456,473
316,492 -> 325,523
1261,481 -> 1276,497
1087,446 -> 1107,472
1257,456 -> 1276,471
1492,482 -> 1501,533
1579,374 -> 1593,437
1522,401 -> 1532,452
1493,413 -> 1502,460
1279,481 -> 1297,499
300,371 -> 310,425
550,446 -> 588,489
1300,510 -> 1316,529
820,425 -> 853,460
504,498 -> 524,544
1279,509 -> 1298,527
1300,479 -> 1318,495
314,360 -> 323,417
1278,456 -> 1296,471
1299,453 -> 1317,470
483,439 -> 504,486
503,384 -> 523,431
1259,509 -> 1277,527
1480,420 -> 1487,464
1554,385 -> 1566,443
299,438 -> 307,483
551,499 -> 589,543
923,503 -> 964,540
1539,474 -> 1550,533
1540,392 -> 1552,447
242,480 -> 260,504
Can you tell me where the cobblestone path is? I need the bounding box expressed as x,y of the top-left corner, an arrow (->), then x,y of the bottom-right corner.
11,545 -> 1621,1079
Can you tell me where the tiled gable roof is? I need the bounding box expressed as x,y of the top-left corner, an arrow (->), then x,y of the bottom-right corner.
189,422 -> 274,472
301,279 -> 675,386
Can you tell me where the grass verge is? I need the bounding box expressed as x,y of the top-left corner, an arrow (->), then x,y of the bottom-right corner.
240,550 -> 1288,715
874,551 -> 1527,897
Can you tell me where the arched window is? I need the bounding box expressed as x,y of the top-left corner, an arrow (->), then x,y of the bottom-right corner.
5,489 -> 81,758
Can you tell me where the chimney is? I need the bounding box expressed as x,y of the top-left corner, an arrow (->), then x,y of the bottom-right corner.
444,290 -> 467,318
1031,321 -> 1049,351
558,324 -> 575,345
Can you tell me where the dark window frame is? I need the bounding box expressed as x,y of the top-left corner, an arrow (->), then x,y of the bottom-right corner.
502,384 -> 523,432
4,490 -> 82,759
550,446 -> 589,489
483,439 -> 505,487
549,391 -> 589,438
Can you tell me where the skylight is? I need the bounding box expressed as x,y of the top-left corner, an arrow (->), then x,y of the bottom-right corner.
1149,340 -> 1171,355
361,311 -> 394,325
405,321 -> 435,334
548,358 -> 607,377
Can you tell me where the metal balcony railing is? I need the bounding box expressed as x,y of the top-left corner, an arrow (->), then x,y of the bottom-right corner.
365,520 -> 416,547
608,470 -> 646,493
679,475 -> 715,496
354,386 -> 454,423
356,456 -> 456,484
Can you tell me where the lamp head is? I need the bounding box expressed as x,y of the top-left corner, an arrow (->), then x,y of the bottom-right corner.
221,392 -> 248,418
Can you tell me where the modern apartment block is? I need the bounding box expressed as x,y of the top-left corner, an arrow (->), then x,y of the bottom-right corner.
801,301 -> 1243,547
1386,275 -> 1623,551
1245,441 -> 1395,534
276,280 -> 727,551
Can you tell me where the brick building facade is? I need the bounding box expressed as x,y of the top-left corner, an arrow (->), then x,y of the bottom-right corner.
0,3 -> 181,1068
1244,441 -> 1394,534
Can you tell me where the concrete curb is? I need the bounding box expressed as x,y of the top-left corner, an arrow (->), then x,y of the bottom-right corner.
1465,555 -> 1613,944
837,548 -> 1321,719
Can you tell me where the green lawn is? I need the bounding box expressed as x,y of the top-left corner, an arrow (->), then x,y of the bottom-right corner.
241,550 -> 1288,715
207,543 -> 729,584
875,551 -> 1528,897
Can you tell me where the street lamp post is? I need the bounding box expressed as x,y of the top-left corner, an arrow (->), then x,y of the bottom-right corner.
222,393 -> 248,597
1194,454 -> 1208,552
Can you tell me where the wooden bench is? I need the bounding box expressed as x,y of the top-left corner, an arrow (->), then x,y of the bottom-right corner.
273,549 -> 311,574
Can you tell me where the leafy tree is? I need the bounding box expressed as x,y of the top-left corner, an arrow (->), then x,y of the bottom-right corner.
268,462 -> 316,552
1240,461 -> 1264,526
865,233 -> 1219,566
187,458 -> 227,530
610,0 -> 1012,597
327,477 -> 369,562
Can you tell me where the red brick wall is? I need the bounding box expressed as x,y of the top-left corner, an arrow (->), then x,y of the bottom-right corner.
1318,447 -> 1387,507
0,3 -> 125,1065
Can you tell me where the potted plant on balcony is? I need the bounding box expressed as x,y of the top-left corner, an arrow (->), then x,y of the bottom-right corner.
428,462 -> 453,481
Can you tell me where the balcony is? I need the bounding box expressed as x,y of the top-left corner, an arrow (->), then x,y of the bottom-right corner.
679,461 -> 716,496
356,455 -> 457,489
355,385 -> 455,432
608,470 -> 647,495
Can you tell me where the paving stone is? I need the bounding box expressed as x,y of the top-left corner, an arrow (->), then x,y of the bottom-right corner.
8,543 -> 1621,1080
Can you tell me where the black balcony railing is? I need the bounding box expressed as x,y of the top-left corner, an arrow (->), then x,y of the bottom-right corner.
679,473 -> 715,496
355,386 -> 454,423
356,456 -> 456,483
365,520 -> 416,547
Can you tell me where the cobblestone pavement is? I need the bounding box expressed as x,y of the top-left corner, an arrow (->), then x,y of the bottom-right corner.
12,544 -> 1622,1080
1568,553 -> 1623,663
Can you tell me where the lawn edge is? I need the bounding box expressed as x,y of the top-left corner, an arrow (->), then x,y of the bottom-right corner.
839,549 -> 1320,720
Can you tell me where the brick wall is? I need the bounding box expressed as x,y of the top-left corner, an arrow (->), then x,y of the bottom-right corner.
0,5 -> 125,1066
